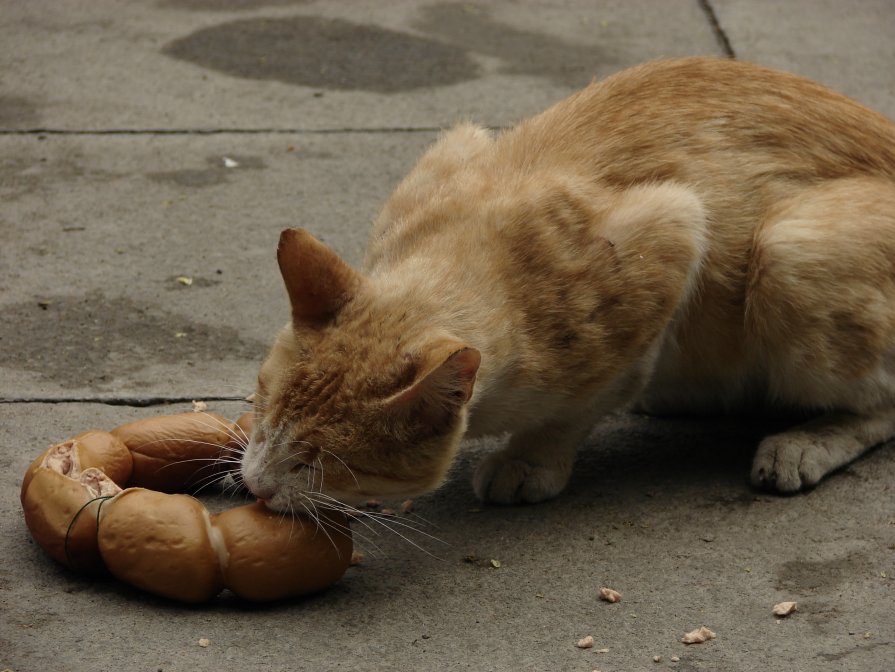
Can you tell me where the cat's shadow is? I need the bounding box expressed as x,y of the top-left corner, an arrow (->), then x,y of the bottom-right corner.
457,413 -> 779,498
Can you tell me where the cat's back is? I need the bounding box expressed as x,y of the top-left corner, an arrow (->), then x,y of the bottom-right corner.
515,57 -> 895,185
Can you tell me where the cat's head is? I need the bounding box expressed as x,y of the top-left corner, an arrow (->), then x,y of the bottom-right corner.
241,229 -> 480,512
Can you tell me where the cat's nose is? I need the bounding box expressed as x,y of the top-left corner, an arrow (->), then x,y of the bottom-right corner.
242,470 -> 277,501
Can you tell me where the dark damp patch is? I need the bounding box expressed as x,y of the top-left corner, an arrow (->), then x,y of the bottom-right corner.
162,16 -> 480,92
777,552 -> 872,594
413,2 -> 615,87
0,95 -> 41,128
0,291 -> 266,388
146,154 -> 265,189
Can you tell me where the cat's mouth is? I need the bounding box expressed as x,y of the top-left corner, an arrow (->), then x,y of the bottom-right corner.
255,463 -> 437,513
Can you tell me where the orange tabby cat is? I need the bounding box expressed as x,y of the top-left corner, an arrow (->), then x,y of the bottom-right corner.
241,57 -> 895,510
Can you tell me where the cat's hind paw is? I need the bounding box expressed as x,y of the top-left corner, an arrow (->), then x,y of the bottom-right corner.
473,452 -> 570,504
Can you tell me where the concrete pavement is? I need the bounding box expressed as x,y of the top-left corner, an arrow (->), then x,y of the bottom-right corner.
2,2 -> 894,671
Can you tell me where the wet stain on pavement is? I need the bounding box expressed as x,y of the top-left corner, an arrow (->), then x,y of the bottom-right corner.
0,292 -> 266,388
777,551 -> 872,594
162,16 -> 479,92
1,152 -> 123,202
414,2 -> 614,87
0,95 -> 40,127
147,154 -> 265,189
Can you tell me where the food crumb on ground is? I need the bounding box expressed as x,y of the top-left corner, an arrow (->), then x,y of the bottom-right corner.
401,499 -> 414,514
198,638 -> 210,648
349,550 -> 364,566
653,655 -> 662,662
681,626 -> 716,644
596,648 -> 609,653
599,586 -> 622,603
671,656 -> 680,662
577,635 -> 594,649
380,508 -> 396,516
773,601 -> 797,617
490,559 -> 501,569
191,400 -> 208,413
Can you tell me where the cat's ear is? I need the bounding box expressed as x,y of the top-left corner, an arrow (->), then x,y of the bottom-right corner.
277,228 -> 362,324
387,340 -> 481,431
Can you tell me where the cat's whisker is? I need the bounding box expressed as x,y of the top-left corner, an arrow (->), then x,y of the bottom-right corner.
300,494 -> 382,555
307,491 -> 447,557
352,512 -> 446,560
190,412 -> 244,444
297,495 -> 347,556
272,450 -> 311,469
189,470 -> 234,496
313,456 -> 325,494
320,449 -> 360,490
287,499 -> 298,543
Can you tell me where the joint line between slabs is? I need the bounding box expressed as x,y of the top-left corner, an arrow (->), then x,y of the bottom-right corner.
0,127 -> 447,136
697,0 -> 737,59
0,396 -> 249,408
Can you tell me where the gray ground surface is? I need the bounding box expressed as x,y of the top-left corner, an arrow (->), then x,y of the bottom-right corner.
2,2 -> 894,671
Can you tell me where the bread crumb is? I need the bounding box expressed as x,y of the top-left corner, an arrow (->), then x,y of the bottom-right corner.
191,400 -> 208,413
599,587 -> 621,603
596,648 -> 609,654
577,635 -> 594,649
681,626 -> 715,644
401,499 -> 414,514
773,601 -> 797,617
349,550 -> 364,566
198,638 -> 210,648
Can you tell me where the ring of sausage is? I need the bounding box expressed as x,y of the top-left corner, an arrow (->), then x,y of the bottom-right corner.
20,412 -> 352,603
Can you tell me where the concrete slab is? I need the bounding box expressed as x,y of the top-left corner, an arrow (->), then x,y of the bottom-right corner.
3,403 -> 893,671
712,0 -> 895,116
0,132 -> 435,400
0,0 -> 723,131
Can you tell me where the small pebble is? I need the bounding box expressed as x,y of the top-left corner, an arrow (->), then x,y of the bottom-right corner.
653,655 -> 662,662
671,656 -> 680,662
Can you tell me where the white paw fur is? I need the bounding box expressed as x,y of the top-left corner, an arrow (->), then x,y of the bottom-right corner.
751,433 -> 831,492
473,452 -> 571,504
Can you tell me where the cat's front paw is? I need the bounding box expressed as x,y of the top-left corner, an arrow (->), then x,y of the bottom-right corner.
751,433 -> 828,492
473,452 -> 570,504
